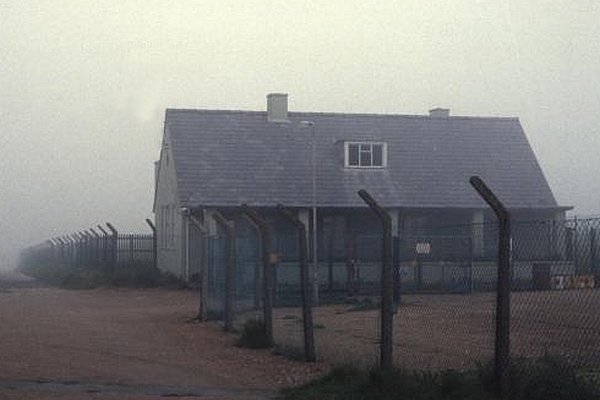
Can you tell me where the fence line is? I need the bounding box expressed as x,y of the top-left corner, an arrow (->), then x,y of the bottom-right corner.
20,222 -> 156,270
18,209 -> 600,395
202,209 -> 600,396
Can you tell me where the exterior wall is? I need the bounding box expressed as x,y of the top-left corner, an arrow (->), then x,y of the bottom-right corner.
154,127 -> 184,277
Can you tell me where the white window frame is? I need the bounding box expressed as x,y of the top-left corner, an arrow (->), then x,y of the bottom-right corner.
344,142 -> 387,168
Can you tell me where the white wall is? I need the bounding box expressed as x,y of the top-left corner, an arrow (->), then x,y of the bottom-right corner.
154,126 -> 184,277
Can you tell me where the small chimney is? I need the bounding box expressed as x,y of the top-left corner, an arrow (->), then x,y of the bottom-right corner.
429,107 -> 450,118
267,93 -> 288,122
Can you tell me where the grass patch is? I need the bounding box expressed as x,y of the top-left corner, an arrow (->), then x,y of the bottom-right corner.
236,318 -> 272,349
19,261 -> 182,289
282,356 -> 600,400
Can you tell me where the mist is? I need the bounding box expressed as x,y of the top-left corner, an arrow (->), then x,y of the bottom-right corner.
1,0 -> 599,270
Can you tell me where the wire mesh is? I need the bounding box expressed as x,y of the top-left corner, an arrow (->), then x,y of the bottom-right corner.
201,217 -> 600,374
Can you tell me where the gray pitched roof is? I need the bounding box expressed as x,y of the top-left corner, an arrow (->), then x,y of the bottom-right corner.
165,109 -> 560,210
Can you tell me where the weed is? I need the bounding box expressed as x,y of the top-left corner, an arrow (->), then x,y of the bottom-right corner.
236,318 -> 271,349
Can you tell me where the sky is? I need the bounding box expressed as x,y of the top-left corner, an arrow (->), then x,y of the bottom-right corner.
1,0 -> 599,269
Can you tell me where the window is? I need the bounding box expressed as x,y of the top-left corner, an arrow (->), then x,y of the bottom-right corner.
345,142 -> 387,168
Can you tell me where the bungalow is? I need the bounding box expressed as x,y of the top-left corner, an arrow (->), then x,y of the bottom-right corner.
152,93 -> 568,287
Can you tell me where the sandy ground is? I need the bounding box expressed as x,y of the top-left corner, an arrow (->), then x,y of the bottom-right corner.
0,271 -> 328,399
268,290 -> 600,371
2,269 -> 598,398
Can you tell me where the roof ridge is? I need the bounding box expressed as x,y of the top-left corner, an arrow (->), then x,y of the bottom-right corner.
165,108 -> 519,121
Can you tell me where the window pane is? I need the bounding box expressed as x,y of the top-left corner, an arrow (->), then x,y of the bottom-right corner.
360,149 -> 372,166
348,144 -> 359,165
372,144 -> 383,166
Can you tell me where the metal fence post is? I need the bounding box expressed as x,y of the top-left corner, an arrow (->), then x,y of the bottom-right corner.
145,219 -> 157,270
187,213 -> 209,321
590,228 -> 598,279
106,222 -> 118,269
392,236 -> 402,307
277,204 -> 316,362
241,204 -> 274,347
66,235 -> 76,266
97,225 -> 109,266
358,189 -> 394,369
72,233 -> 82,268
90,229 -> 101,266
470,176 -> 511,399
212,211 -> 236,332
243,215 -> 263,310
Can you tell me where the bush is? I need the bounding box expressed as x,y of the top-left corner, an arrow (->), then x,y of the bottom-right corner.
236,318 -> 271,349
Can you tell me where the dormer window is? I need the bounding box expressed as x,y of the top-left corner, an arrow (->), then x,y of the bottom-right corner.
345,142 -> 387,168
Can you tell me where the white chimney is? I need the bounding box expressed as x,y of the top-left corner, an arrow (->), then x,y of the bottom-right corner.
267,93 -> 289,122
429,107 -> 450,118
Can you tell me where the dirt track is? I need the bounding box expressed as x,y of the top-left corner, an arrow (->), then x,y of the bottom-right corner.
0,271 -> 327,399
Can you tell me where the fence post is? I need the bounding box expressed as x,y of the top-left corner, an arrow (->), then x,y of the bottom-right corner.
106,222 -> 118,269
66,234 -> 76,266
470,176 -> 511,399
145,219 -> 157,270
357,189 -> 394,369
187,214 -> 209,321
241,204 -> 274,347
590,228 -> 598,279
277,204 -> 316,362
48,239 -> 57,264
62,237 -> 69,263
54,237 -> 65,263
77,232 -> 88,267
392,236 -> 402,307
212,211 -> 236,333
90,229 -> 102,266
72,233 -> 82,267
97,225 -> 109,266
243,215 -> 263,310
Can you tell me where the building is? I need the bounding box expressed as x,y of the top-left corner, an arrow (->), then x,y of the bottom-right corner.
153,93 -> 569,288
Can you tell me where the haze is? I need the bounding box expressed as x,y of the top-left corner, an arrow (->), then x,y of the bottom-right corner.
1,0 -> 599,269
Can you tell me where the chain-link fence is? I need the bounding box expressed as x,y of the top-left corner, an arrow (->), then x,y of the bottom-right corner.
202,215 -> 600,379
20,211 -> 600,390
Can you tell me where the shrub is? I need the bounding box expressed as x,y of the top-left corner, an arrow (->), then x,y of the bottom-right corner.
236,318 -> 271,349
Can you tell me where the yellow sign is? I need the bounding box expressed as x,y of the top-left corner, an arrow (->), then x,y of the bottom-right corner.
550,275 -> 595,290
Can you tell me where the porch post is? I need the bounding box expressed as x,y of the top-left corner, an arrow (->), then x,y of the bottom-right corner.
389,209 -> 401,306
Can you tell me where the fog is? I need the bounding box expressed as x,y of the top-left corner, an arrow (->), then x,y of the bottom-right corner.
1,1 -> 599,270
